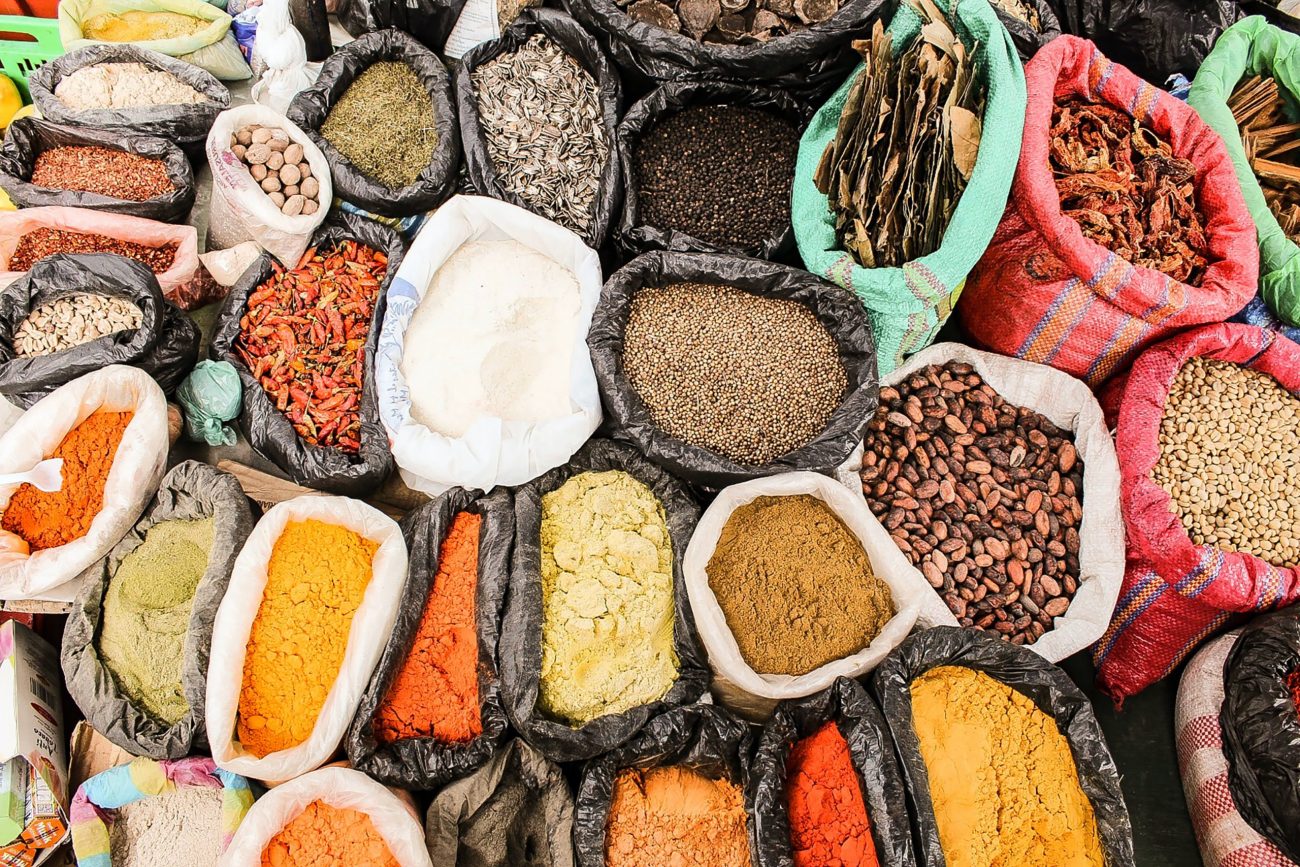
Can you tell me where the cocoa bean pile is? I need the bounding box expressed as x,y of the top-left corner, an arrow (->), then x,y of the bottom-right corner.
624,0 -> 840,45
860,361 -> 1085,645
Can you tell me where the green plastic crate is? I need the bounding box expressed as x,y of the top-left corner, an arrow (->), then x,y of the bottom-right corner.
0,15 -> 61,103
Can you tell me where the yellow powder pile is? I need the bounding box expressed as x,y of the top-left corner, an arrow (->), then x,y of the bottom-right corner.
238,520 -> 379,757
909,666 -> 1105,867
604,766 -> 750,867
83,10 -> 209,41
538,470 -> 678,726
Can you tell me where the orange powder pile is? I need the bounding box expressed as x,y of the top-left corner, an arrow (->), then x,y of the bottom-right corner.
785,721 -> 879,867
238,519 -> 379,757
605,766 -> 750,867
373,511 -> 482,744
1,411 -> 132,551
261,800 -> 398,867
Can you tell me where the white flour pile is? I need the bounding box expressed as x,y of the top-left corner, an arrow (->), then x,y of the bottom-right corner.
108,785 -> 224,867
55,62 -> 208,109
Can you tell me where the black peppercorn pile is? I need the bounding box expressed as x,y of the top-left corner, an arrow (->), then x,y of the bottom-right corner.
622,282 -> 847,465
632,106 -> 799,252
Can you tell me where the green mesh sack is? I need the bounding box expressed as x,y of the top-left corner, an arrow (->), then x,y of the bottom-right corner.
1189,16 -> 1300,329
790,0 -> 1025,376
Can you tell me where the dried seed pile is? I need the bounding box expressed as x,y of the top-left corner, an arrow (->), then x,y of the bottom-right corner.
235,241 -> 388,453
54,62 -> 208,110
12,293 -> 142,357
1152,356 -> 1300,565
634,105 -> 798,251
322,61 -> 438,190
1229,75 -> 1300,242
228,123 -> 320,217
1052,98 -> 1209,284
471,34 -> 608,236
622,282 -> 846,465
30,146 -> 173,201
625,0 -> 839,45
8,229 -> 178,273
860,361 -> 1085,646
815,7 -> 982,269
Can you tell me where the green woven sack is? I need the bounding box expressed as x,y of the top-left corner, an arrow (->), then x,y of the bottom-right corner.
791,0 -> 1025,376
1189,16 -> 1300,329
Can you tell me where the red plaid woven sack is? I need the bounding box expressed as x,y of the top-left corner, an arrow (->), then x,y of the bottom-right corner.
1094,323 -> 1300,703
959,35 -> 1258,390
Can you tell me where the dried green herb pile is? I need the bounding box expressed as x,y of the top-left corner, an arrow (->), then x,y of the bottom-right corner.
322,61 -> 438,190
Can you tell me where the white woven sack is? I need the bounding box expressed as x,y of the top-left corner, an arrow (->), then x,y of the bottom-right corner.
0,365 -> 167,602
206,495 -> 407,782
220,766 -> 433,867
855,342 -> 1124,663
376,195 -> 603,495
683,471 -> 925,710
1176,632 -> 1298,867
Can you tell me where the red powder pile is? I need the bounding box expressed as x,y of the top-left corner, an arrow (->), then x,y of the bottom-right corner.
261,801 -> 397,867
785,721 -> 879,867
372,511 -> 483,744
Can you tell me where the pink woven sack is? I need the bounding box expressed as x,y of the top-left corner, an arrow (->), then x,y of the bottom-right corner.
959,36 -> 1258,389
1094,323 -> 1300,703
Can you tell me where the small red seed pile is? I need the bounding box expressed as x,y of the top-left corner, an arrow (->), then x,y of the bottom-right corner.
30,146 -> 173,201
235,241 -> 387,453
9,228 -> 178,273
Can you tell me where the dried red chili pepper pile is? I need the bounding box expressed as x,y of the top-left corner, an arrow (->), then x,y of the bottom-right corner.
1050,98 -> 1209,285
8,228 -> 179,273
235,241 -> 387,454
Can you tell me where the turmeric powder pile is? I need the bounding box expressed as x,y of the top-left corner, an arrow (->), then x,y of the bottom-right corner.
909,666 -> 1105,867
238,520 -> 378,757
260,801 -> 398,867
82,10 -> 209,41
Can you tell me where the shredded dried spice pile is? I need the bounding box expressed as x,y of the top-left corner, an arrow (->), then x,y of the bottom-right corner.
815,3 -> 983,269
8,228 -> 178,273
1051,98 -> 1209,284
1229,75 -> 1300,241
625,0 -> 838,45
30,146 -> 173,201
1289,669 -> 1300,715
235,241 -> 388,454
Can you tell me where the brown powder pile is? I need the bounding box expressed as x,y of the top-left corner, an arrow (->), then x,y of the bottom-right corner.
604,766 -> 749,867
705,494 -> 894,675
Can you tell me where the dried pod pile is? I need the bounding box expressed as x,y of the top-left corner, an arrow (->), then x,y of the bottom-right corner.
322,61 -> 439,191
1152,356 -> 1300,566
12,293 -> 142,357
624,0 -> 839,45
228,124 -> 321,217
1051,97 -> 1210,284
1229,75 -> 1300,242
470,33 -> 608,236
860,361 -> 1085,646
8,229 -> 178,274
815,8 -> 983,269
30,146 -> 173,201
235,241 -> 388,453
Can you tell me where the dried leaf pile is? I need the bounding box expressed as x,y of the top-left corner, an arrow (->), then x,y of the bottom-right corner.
625,0 -> 837,45
1229,75 -> 1300,242
815,0 -> 983,270
988,0 -> 1039,30
1051,98 -> 1209,285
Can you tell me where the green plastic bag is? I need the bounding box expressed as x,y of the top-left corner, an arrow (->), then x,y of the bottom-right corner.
177,359 -> 241,446
59,0 -> 251,80
1189,16 -> 1300,329
790,0 -> 1026,376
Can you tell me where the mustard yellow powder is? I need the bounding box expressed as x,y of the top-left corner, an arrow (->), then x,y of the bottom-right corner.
83,10 -> 209,41
910,666 -> 1105,867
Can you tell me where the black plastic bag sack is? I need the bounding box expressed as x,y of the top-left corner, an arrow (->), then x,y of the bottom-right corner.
749,677 -> 915,867
560,0 -> 886,100
616,81 -> 804,261
995,0 -> 1062,60
499,437 -> 709,763
588,251 -> 879,490
426,738 -> 576,867
1221,608 -> 1300,862
60,462 -> 255,760
873,626 -> 1135,867
0,253 -> 200,409
28,45 -> 231,161
573,703 -> 751,867
1048,0 -> 1242,82
346,487 -> 513,790
337,0 -> 467,52
209,213 -> 404,495
0,118 -> 196,223
287,29 -> 460,218
456,8 -> 623,250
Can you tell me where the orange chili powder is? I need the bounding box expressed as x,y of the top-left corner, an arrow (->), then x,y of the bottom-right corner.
261,800 -> 398,867
1,411 -> 132,551
785,721 -> 878,867
373,511 -> 482,745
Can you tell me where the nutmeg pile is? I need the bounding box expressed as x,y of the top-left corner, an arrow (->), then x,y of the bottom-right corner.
229,124 -> 321,217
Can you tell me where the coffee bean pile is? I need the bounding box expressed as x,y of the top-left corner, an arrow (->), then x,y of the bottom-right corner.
1153,356 -> 1300,565
632,105 -> 798,252
622,282 -> 846,465
860,361 -> 1085,646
